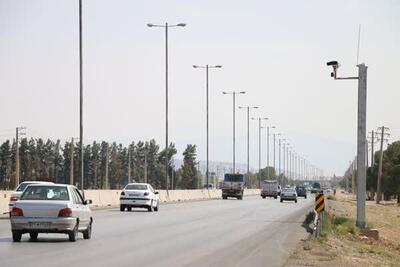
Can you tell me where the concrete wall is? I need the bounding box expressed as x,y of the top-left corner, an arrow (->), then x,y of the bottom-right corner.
1,189 -> 260,213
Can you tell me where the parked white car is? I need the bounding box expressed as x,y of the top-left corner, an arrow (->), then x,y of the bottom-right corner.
9,181 -> 54,211
120,183 -> 159,212
10,184 -> 93,242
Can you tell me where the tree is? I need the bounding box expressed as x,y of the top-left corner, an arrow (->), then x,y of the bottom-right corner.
179,145 -> 199,189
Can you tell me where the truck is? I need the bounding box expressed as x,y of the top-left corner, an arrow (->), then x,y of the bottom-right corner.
221,174 -> 245,200
310,182 -> 322,194
261,180 -> 279,199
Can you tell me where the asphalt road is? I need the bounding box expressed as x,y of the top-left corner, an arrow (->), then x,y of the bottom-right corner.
0,195 -> 313,267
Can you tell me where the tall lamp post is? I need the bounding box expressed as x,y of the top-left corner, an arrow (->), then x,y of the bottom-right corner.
193,64 -> 222,188
266,125 -> 275,179
222,91 -> 246,173
273,132 -> 280,177
238,106 -> 259,182
252,117 -> 268,187
326,60 -> 368,228
147,22 -> 186,193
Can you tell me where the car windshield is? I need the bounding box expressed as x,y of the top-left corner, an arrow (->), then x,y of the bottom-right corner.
125,184 -> 147,190
283,189 -> 295,193
20,186 -> 69,201
224,174 -> 244,182
16,182 -> 35,192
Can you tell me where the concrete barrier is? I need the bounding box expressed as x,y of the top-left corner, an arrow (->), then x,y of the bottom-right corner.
0,189 -> 261,214
0,191 -> 13,215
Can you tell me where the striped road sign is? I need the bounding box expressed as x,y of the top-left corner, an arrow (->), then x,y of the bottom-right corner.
315,193 -> 325,213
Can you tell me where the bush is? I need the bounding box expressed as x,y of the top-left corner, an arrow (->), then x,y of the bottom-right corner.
305,211 -> 316,224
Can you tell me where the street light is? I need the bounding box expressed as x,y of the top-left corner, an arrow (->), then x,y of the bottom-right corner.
238,106 -> 259,183
273,133 -> 281,176
252,117 -> 268,187
147,22 -> 186,193
222,91 -> 246,173
193,64 -> 222,189
266,125 -> 276,179
326,60 -> 367,229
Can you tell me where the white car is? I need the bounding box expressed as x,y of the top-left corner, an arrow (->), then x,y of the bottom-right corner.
9,181 -> 54,211
120,183 -> 159,212
10,184 -> 93,242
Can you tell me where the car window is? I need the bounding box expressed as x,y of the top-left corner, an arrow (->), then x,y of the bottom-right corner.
125,184 -> 148,190
71,189 -> 83,204
149,185 -> 154,193
20,186 -> 69,201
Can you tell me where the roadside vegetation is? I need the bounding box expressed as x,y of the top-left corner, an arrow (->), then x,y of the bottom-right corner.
286,190 -> 400,267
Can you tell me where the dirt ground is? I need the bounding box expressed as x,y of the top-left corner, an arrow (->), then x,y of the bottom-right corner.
285,190 -> 400,267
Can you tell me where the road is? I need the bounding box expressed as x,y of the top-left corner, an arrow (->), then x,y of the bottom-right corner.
0,195 -> 313,267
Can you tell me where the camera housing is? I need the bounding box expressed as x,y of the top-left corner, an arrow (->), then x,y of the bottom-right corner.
326,60 -> 339,78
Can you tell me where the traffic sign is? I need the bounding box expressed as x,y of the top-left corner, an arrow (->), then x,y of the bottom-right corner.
315,193 -> 325,213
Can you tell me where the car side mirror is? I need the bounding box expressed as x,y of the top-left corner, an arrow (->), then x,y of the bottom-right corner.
84,199 -> 93,205
154,192 -> 159,195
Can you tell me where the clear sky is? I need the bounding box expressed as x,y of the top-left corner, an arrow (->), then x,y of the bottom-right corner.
0,0 -> 399,176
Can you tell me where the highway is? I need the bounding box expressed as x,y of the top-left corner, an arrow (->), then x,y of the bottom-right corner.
0,195 -> 313,267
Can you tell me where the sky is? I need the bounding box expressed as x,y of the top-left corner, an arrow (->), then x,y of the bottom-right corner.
0,0 -> 399,176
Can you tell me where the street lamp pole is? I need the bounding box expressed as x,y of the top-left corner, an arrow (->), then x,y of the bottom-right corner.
238,106 -> 259,182
147,22 -> 186,193
327,60 -> 367,228
223,91 -> 246,173
252,117 -> 268,187
193,64 -> 222,188
79,0 -> 84,192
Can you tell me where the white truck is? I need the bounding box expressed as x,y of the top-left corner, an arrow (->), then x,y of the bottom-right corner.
261,180 -> 279,199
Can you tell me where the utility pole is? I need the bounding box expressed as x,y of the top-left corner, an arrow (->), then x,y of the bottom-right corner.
351,158 -> 356,193
104,144 -> 109,190
78,0 -> 84,192
369,130 -> 375,167
238,106 -> 258,183
376,126 -> 390,204
193,64 -> 222,189
278,139 -> 282,177
128,148 -> 131,183
327,61 -> 368,228
15,127 -> 26,187
223,91 -> 246,173
70,138 -> 74,185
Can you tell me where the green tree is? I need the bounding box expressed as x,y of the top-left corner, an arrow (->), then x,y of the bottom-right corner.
179,144 -> 199,189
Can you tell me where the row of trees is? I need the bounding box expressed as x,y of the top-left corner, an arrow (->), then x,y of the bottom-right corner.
341,140 -> 400,202
0,138 -> 203,190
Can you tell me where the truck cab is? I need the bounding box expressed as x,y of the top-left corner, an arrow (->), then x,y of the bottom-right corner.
221,174 -> 244,200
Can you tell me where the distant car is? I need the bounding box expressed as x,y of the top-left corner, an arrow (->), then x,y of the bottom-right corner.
9,181 -> 54,211
120,183 -> 159,212
280,188 -> 298,203
261,180 -> 279,199
295,186 -> 307,198
10,184 -> 93,242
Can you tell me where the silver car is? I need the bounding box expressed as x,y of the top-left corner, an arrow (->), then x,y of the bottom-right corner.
9,181 -> 54,211
10,184 -> 93,242
280,188 -> 298,203
120,183 -> 159,212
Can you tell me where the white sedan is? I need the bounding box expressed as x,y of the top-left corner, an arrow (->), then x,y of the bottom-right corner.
120,183 -> 159,212
10,184 -> 93,242
9,181 -> 54,211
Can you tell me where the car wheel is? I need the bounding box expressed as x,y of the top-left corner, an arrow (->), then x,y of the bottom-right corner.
127,207 -> 132,212
222,196 -> 227,200
120,205 -> 125,212
274,196 -> 277,199
68,222 -> 79,242
83,221 -> 92,240
148,201 -> 154,212
12,231 -> 22,242
280,199 -> 283,203
154,201 -> 159,212
262,196 -> 266,199
305,195 -> 307,199
29,232 -> 38,242
295,199 -> 298,203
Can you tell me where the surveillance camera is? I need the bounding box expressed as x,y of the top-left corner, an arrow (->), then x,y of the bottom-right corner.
326,61 -> 338,67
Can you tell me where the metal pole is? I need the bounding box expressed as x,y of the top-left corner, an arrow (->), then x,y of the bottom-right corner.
165,23 -> 169,192
206,65 -> 209,188
247,107 -> 250,178
266,126 -> 270,178
273,133 -> 276,177
279,139 -> 281,176
233,93 -> 236,173
15,128 -> 20,187
258,118 -> 261,187
70,138 -> 74,185
371,130 -> 374,166
79,0 -> 84,192
356,63 -> 367,228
